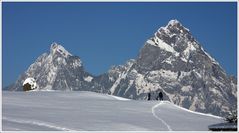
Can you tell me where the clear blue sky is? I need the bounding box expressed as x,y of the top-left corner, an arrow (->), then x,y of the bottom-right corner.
3,2 -> 237,87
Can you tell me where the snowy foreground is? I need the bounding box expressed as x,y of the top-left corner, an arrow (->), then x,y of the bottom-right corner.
3,91 -> 224,131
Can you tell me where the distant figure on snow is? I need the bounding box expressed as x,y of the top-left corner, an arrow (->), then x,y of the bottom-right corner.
147,93 -> 151,101
158,92 -> 163,101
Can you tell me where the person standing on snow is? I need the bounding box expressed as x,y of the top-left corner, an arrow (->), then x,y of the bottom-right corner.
158,92 -> 163,101
147,92 -> 151,101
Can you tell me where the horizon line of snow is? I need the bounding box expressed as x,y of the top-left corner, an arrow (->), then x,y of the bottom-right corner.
107,95 -> 131,101
161,101 -> 223,119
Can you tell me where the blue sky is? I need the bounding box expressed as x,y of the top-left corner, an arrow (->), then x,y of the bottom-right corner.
3,2 -> 237,87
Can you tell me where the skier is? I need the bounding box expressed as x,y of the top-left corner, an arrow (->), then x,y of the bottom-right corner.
158,92 -> 163,101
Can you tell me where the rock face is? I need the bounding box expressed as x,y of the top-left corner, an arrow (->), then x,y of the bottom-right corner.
107,20 -> 237,117
6,20 -> 237,117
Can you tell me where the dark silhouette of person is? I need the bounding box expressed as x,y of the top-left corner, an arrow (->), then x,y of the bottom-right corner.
159,92 -> 163,101
147,93 -> 151,101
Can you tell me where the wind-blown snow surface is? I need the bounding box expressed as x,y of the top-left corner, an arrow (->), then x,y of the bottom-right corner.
3,91 -> 224,131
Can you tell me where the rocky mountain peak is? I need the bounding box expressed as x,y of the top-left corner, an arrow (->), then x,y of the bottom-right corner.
163,19 -> 190,34
110,20 -> 237,117
147,20 -> 194,50
167,19 -> 186,28
166,19 -> 182,28
50,42 -> 72,58
8,42 -> 87,91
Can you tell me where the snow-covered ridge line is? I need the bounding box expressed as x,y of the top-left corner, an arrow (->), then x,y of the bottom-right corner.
161,101 -> 223,119
108,95 -> 131,101
200,47 -> 219,65
79,91 -> 131,101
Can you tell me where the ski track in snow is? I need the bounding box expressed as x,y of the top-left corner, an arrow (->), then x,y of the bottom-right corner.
151,102 -> 173,131
3,117 -> 76,131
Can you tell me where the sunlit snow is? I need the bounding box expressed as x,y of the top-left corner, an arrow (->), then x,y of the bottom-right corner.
3,91 -> 224,131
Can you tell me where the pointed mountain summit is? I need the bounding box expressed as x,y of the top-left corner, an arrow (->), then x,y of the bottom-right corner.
50,42 -> 73,58
8,42 -> 99,91
138,19 -> 219,72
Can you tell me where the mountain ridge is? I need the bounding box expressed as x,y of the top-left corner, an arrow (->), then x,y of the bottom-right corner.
5,19 -> 237,117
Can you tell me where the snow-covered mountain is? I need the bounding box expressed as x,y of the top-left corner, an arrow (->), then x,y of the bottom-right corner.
6,20 -> 237,117
8,43 -> 106,92
106,20 -> 237,117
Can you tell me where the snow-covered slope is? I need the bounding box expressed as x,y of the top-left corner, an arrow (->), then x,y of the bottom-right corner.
3,91 -> 223,131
